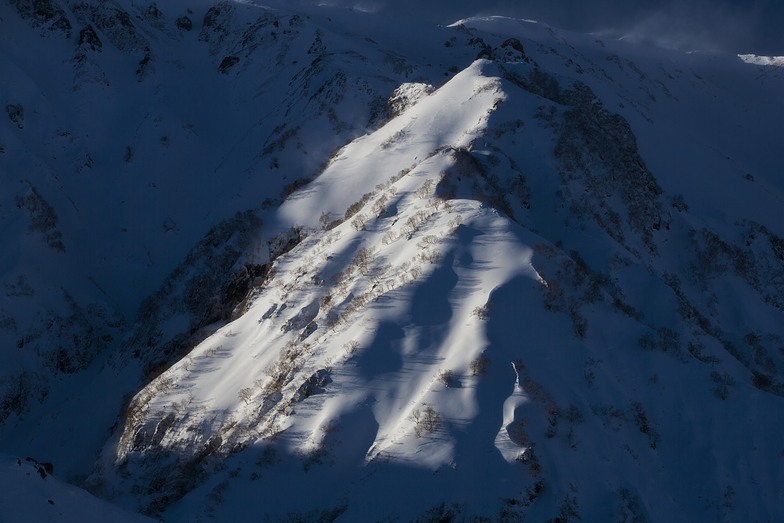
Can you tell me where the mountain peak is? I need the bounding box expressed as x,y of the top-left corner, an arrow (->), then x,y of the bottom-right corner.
2,2 -> 783,521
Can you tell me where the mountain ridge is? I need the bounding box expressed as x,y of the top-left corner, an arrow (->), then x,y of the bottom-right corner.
1,1 -> 783,521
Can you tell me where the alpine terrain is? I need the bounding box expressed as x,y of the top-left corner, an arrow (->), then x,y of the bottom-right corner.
1,0 -> 783,521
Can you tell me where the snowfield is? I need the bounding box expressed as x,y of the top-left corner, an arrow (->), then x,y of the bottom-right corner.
0,455 -> 154,523
1,0 -> 783,521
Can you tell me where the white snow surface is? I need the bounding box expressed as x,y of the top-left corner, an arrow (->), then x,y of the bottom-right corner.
1,1 -> 783,521
739,53 -> 784,67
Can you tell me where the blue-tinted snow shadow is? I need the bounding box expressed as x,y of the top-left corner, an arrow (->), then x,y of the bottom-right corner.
452,275 -> 532,468
211,427 -> 529,522
315,236 -> 364,282
321,404 -> 379,471
354,321 -> 405,380
405,251 -> 461,369
409,252 -> 458,326
357,251 -> 461,379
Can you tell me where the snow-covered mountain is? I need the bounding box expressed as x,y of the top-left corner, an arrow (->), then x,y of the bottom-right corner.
2,1 -> 783,521
0,454 -> 154,523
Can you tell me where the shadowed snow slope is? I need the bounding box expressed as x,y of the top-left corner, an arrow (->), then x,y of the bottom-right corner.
2,1 -> 783,521
0,455 -> 154,523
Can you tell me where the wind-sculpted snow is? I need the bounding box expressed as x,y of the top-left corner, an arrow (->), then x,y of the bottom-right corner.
2,1 -> 784,522
102,59 -> 548,515
106,53 -> 783,523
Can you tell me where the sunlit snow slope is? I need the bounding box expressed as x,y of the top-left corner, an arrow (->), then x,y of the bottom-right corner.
2,1 -> 784,522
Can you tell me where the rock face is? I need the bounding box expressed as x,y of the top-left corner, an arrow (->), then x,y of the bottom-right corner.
69,1 -> 148,53
77,24 -> 102,51
6,104 -> 25,129
1,2 -> 783,522
9,0 -> 72,37
292,369 -> 331,402
175,16 -> 192,32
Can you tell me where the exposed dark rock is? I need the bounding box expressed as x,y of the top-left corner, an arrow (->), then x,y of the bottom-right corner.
299,321 -> 317,340
150,413 -> 176,446
268,225 -> 305,260
136,47 -> 153,80
78,25 -> 102,52
292,369 -> 331,402
145,3 -> 163,20
218,55 -> 239,74
16,184 -> 65,251
70,2 -> 148,53
555,86 -> 666,253
306,30 -> 325,55
0,369 -> 49,424
176,16 -> 192,31
10,0 -> 72,37
225,263 -> 268,319
24,457 -> 53,479
128,211 -> 263,377
199,1 -> 234,50
496,38 -> 527,62
468,36 -> 491,57
501,38 -> 525,55
503,65 -> 665,253
282,301 -> 319,333
6,104 -> 24,129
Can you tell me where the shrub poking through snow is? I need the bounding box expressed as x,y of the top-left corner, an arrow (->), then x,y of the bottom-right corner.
472,304 -> 489,320
350,213 -> 367,231
344,192 -> 373,221
410,404 -> 441,437
470,354 -> 489,377
238,387 -> 254,405
437,369 -> 455,387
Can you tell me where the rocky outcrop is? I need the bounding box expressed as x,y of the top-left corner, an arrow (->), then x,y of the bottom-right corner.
6,104 -> 24,129
9,0 -> 72,37
69,1 -> 148,53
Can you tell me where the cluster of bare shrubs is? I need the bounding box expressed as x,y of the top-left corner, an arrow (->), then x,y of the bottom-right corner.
381,207 -> 439,245
330,247 -> 377,295
261,340 -> 311,397
16,185 -> 66,252
380,128 -> 407,149
469,354 -> 489,376
472,304 -> 490,320
410,404 -> 442,437
372,188 -> 395,217
238,387 -> 255,405
342,340 -> 360,356
280,176 -> 313,198
118,372 -> 177,455
416,179 -> 435,199
437,369 -> 455,387
344,192 -> 373,221
325,253 -> 434,333
325,292 -> 373,330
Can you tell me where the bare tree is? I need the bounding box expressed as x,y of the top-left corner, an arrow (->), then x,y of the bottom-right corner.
353,246 -> 376,274
469,355 -> 489,377
410,404 -> 441,437
437,369 -> 455,387
238,387 -> 254,405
